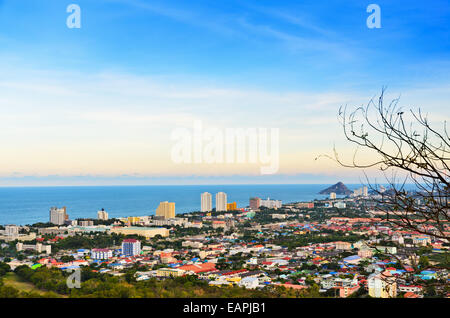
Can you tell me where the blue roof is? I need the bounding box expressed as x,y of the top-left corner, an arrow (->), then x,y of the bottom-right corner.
343,255 -> 360,261
61,265 -> 79,270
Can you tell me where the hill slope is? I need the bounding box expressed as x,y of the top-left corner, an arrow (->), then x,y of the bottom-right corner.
319,182 -> 352,195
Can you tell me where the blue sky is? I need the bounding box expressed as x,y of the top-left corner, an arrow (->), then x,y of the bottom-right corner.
0,0 -> 449,185
1,0 -> 449,89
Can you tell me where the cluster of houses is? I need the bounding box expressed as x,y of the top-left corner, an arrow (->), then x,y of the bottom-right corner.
1,197 -> 449,298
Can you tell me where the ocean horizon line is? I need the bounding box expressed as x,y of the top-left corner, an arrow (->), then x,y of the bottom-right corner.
0,182 -> 395,188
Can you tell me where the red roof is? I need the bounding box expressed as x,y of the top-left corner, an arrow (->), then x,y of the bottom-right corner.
221,269 -> 248,276
178,262 -> 216,274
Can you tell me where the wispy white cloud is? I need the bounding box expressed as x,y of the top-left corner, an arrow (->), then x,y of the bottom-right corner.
0,62 -> 448,182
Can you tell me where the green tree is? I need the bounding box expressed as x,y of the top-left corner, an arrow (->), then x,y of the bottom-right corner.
419,255 -> 430,268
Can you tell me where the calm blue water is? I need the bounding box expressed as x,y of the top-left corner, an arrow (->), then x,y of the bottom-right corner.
0,184 -> 362,225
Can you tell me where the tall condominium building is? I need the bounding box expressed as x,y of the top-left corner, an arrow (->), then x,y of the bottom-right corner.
249,197 -> 261,210
216,192 -> 227,212
121,239 -> 141,257
260,198 -> 282,209
49,207 -> 68,225
97,208 -> 109,220
227,202 -> 237,211
201,192 -> 212,212
156,201 -> 176,219
330,192 -> 337,199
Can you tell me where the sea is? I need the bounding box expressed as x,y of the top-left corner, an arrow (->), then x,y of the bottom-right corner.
0,184 -> 365,225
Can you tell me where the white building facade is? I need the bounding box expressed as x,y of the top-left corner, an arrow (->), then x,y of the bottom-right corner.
91,248 -> 113,260
260,198 -> 282,209
201,192 -> 212,212
50,207 -> 67,225
216,192 -> 227,212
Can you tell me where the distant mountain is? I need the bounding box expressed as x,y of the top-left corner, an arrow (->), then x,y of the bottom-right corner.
319,182 -> 352,195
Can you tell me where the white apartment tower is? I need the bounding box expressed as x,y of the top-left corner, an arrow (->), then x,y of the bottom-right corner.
97,208 -> 109,220
49,207 -> 67,225
260,197 -> 282,209
363,186 -> 368,197
201,192 -> 212,212
216,192 -> 227,212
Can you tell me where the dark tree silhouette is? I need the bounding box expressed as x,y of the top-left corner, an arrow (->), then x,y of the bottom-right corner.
329,88 -> 449,242
317,89 -> 449,293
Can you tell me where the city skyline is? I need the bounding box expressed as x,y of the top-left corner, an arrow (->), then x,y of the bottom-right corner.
0,0 -> 448,305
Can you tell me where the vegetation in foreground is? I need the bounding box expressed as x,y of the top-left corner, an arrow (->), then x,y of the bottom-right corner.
0,263 -> 322,298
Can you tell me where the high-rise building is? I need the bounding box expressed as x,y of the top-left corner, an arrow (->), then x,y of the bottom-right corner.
97,208 -> 109,221
260,198 -> 282,209
363,186 -> 368,197
201,192 -> 212,212
156,201 -> 176,219
121,239 -> 141,257
330,192 -> 337,199
227,202 -> 237,211
49,207 -> 68,225
216,192 -> 227,211
249,197 -> 261,210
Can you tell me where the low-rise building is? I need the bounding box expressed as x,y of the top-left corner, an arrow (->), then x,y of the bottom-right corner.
111,226 -> 169,239
91,248 -> 113,260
